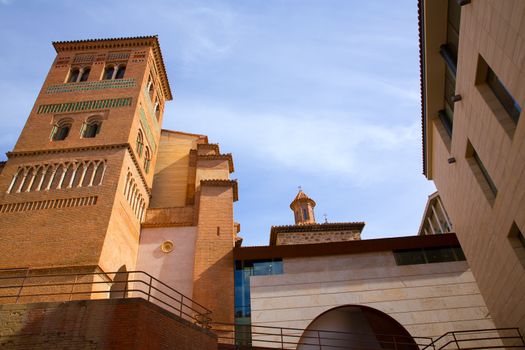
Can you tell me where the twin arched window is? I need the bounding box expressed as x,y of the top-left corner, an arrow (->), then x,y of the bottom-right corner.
68,67 -> 91,83
52,119 -> 73,141
103,64 -> 126,80
52,116 -> 103,141
83,118 -> 102,138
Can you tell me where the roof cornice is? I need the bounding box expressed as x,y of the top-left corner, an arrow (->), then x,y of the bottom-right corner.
52,36 -> 173,101
200,179 -> 238,201
197,153 -> 234,173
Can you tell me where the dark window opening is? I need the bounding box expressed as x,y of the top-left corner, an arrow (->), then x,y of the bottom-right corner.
144,147 -> 151,173
473,149 -> 497,197
68,69 -> 80,83
52,124 -> 71,141
508,222 -> 525,269
136,130 -> 144,157
486,68 -> 521,124
80,68 -> 90,82
115,65 -> 126,79
394,246 -> 466,266
103,66 -> 115,80
83,122 -> 101,138
303,208 -> 309,220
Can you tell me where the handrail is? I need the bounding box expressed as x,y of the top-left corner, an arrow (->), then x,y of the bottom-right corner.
0,270 -> 212,328
212,322 -> 432,349
421,328 -> 525,350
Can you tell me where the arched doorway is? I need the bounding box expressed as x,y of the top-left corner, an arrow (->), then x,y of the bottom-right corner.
298,305 -> 418,350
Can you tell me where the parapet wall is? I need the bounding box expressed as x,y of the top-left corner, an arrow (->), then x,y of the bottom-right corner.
0,298 -> 217,350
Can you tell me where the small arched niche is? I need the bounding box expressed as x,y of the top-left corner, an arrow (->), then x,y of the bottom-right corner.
298,305 -> 418,350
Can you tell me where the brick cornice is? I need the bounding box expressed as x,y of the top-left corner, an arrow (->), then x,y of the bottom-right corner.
6,143 -> 152,195
197,143 -> 220,154
200,179 -> 238,202
52,36 -> 172,101
197,153 -> 234,173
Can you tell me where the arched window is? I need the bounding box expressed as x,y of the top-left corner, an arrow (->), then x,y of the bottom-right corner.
103,65 -> 115,80
83,119 -> 101,138
154,102 -> 160,120
144,147 -> 151,173
80,68 -> 91,82
148,78 -> 155,100
68,67 -> 90,83
136,130 -> 144,157
115,65 -> 126,79
68,68 -> 80,83
52,119 -> 72,141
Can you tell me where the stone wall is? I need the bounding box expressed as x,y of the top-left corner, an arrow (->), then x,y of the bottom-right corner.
250,251 -> 495,339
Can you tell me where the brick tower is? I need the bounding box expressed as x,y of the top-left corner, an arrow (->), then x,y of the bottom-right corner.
0,37 -> 171,282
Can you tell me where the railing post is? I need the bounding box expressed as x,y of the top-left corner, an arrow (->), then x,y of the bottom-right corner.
69,274 -> 78,301
393,335 -> 398,350
180,295 -> 184,318
15,269 -> 29,304
280,327 -> 284,349
452,332 -> 460,350
123,272 -> 128,298
317,330 -> 322,350
147,275 -> 152,301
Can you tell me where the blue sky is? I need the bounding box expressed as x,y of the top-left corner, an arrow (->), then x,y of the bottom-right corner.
0,0 -> 435,246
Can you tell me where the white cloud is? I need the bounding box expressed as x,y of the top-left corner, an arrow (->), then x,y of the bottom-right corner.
168,102 -> 421,187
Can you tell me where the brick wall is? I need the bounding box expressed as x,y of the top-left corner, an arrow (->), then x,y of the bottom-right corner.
0,298 -> 217,350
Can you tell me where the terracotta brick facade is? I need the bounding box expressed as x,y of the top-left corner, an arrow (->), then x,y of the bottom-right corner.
0,298 -> 217,350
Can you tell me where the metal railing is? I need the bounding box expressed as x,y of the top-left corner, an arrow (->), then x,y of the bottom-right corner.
422,328 -> 525,350
0,270 -> 212,328
212,322 -> 432,349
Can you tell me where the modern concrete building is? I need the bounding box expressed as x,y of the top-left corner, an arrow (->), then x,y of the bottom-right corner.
420,0 -> 525,331
417,192 -> 453,236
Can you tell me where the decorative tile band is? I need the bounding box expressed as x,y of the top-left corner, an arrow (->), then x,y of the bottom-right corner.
108,52 -> 130,61
46,79 -> 136,94
37,97 -> 132,114
0,196 -> 98,213
73,54 -> 94,64
139,107 -> 157,152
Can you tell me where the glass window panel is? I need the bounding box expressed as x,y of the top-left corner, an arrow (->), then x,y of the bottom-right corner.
424,247 -> 455,263
393,249 -> 426,265
453,247 -> 466,261
448,0 -> 461,34
487,68 -> 521,124
473,150 -> 498,196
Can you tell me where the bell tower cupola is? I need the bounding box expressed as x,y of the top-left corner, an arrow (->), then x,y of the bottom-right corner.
290,189 -> 316,225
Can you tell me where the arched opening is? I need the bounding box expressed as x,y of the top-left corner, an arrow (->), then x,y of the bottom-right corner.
68,68 -> 80,83
115,65 -> 126,79
110,265 -> 129,299
103,65 -> 115,80
298,305 -> 418,350
79,67 -> 90,82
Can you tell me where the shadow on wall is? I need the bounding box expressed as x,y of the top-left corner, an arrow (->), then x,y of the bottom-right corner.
297,305 -> 419,350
